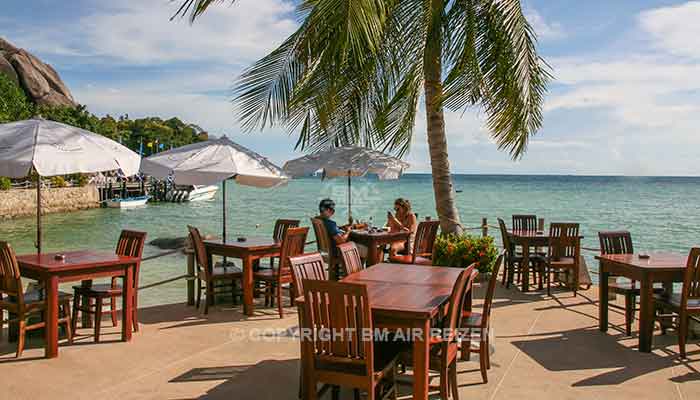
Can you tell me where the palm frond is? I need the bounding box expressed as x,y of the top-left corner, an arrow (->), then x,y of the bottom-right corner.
170,0 -> 234,22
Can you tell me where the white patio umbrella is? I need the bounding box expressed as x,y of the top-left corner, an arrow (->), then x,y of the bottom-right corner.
283,146 -> 410,224
0,118 -> 141,253
140,135 -> 287,242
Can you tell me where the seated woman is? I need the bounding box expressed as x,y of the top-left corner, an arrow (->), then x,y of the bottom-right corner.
387,198 -> 418,257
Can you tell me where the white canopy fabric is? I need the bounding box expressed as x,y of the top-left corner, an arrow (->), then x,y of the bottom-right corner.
0,119 -> 141,178
140,136 -> 287,187
283,146 -> 409,180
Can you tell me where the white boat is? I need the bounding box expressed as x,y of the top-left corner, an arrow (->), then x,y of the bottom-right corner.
106,195 -> 150,209
166,185 -> 218,202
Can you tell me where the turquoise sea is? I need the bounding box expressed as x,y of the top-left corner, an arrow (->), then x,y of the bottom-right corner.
2,174 -> 699,306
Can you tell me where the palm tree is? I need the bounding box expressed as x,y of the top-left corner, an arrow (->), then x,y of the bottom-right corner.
174,0 -> 550,234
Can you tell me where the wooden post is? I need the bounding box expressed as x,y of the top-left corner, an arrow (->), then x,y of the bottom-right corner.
538,218 -> 545,232
186,249 -> 195,306
482,217 -> 488,237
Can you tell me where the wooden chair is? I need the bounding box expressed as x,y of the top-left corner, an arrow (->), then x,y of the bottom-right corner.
0,241 -> 72,357
310,217 -> 341,280
399,264 -> 478,399
654,247 -> 700,359
254,226 -> 309,318
188,226 -> 242,315
512,215 -> 537,231
499,218 -> 521,288
300,279 -> 400,400
599,231 -> 663,336
544,223 -> 581,297
72,230 -> 146,342
338,242 -> 365,277
267,219 -> 300,269
388,220 -> 440,265
461,254 -> 504,383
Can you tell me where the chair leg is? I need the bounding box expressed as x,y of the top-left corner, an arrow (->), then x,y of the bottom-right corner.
331,385 -> 340,400
94,299 -> 103,343
62,301 -> 73,345
16,319 -> 26,358
71,293 -> 80,335
353,389 -> 361,400
204,282 -> 211,315
480,341 -> 488,383
547,266 -> 551,296
277,284 -> 284,319
484,336 -> 491,369
196,280 -> 202,309
440,362 -> 448,400
624,293 -> 634,336
132,293 -> 139,332
461,329 -> 471,361
679,314 -> 688,359
449,361 -> 459,400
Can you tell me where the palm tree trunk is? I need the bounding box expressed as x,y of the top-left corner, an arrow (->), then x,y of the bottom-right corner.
423,0 -> 462,235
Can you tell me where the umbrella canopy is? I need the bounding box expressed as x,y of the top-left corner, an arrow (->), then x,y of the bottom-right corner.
0,118 -> 142,253
0,118 -> 140,178
140,135 -> 287,242
140,135 -> 286,187
283,146 -> 409,180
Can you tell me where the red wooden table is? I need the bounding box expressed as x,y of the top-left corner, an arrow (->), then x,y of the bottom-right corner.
349,230 -> 411,266
204,238 -> 280,316
16,250 -> 139,358
342,263 -> 462,400
596,252 -> 686,352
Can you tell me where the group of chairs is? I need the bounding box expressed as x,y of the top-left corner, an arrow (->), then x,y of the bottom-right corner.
289,249 -> 504,399
0,230 -> 146,358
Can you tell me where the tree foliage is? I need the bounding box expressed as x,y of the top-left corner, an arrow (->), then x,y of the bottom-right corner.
0,73 -> 32,123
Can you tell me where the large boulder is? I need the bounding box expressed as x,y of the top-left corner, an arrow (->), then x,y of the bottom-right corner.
0,55 -> 19,85
0,37 -> 76,107
10,52 -> 51,100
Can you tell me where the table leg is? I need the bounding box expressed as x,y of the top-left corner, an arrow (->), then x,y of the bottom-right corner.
243,256 -> 254,316
521,241 -> 530,292
367,241 -> 379,267
45,276 -> 59,358
81,280 -> 93,328
638,277 -> 654,352
599,264 -> 609,332
122,265 -> 133,341
412,320 -> 430,400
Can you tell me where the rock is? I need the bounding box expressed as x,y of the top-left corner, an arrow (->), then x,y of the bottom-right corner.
0,55 -> 19,85
24,51 -> 74,102
0,37 -> 19,56
36,91 -> 75,108
10,52 -> 50,99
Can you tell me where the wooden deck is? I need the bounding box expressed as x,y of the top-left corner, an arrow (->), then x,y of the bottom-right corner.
1,284 -> 699,399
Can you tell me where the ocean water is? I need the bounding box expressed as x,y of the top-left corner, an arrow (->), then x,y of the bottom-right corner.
1,174 -> 699,306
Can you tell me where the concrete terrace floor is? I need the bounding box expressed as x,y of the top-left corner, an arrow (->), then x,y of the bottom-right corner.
1,283 -> 699,400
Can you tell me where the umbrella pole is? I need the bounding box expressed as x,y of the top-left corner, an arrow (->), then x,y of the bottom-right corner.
36,176 -> 42,254
347,170 -> 353,225
222,179 -> 227,243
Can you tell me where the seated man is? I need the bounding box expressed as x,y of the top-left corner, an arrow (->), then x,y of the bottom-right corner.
318,198 -> 367,258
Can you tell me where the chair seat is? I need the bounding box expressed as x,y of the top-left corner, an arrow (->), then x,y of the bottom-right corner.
654,293 -> 700,310
73,283 -> 123,296
23,289 -> 73,304
460,311 -> 483,328
388,254 -> 432,265
609,281 -> 665,295
548,257 -> 576,268
315,343 -> 400,379
254,269 -> 291,281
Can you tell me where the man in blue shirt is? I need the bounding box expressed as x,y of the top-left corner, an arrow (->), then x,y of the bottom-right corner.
318,198 -> 350,245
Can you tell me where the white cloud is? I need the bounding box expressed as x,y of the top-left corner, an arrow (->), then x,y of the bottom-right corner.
638,1 -> 700,59
525,7 -> 566,41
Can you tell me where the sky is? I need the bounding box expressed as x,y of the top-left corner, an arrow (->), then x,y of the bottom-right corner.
1,0 -> 699,176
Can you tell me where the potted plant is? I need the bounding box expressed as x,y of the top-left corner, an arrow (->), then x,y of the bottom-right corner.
432,233 -> 499,281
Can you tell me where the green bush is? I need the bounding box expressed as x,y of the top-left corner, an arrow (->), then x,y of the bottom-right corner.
432,233 -> 499,274
0,73 -> 32,123
0,177 -> 11,191
50,176 -> 67,188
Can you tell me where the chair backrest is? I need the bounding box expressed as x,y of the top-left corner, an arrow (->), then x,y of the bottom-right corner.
273,219 -> 300,243
442,265 -> 478,338
498,218 -> 513,256
681,248 -> 700,309
481,253 -> 504,329
413,220 -> 441,261
277,227 -> 309,280
290,252 -> 328,299
188,225 -> 211,279
301,279 -> 374,377
512,215 -> 537,231
548,223 -> 580,260
310,217 -> 332,255
338,242 -> 364,277
598,231 -> 634,255
115,230 -> 147,289
0,241 -> 24,311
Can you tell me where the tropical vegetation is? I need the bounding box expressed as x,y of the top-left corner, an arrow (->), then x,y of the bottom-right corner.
175,0 -> 550,234
432,233 -> 499,273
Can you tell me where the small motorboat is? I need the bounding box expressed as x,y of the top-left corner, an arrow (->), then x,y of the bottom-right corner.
106,195 -> 150,209
166,185 -> 218,202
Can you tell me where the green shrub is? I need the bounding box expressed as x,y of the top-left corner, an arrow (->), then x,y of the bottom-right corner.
0,177 -> 11,191
0,73 -> 32,123
50,176 -> 67,188
432,233 -> 499,274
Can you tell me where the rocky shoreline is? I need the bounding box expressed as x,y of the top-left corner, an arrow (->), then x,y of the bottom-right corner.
0,185 -> 99,219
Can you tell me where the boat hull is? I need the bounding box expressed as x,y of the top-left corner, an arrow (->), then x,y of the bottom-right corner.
107,196 -> 150,209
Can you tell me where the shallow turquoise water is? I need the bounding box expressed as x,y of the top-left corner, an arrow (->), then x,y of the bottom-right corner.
2,174 -> 698,306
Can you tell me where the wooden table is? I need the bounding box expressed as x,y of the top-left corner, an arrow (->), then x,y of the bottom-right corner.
349,230 -> 411,266
204,238 -> 280,316
508,230 -> 584,292
596,252 -> 686,352
16,250 -> 139,358
342,263 -> 462,400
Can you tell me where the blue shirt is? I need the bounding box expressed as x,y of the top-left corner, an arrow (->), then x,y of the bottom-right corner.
322,217 -> 343,244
